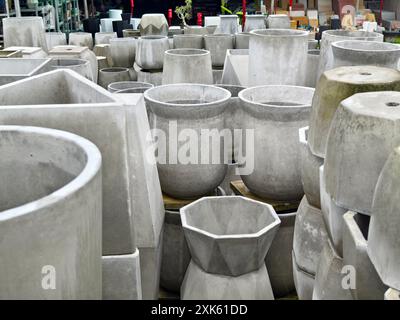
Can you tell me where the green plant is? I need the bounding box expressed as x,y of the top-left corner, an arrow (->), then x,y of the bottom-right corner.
175,0 -> 192,26
221,0 -> 233,15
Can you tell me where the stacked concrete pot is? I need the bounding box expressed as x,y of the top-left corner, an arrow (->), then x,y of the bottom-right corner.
180,196 -> 280,300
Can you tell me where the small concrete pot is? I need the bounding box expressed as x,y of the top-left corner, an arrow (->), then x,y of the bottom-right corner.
109,38 -> 136,68
243,15 -> 266,33
235,32 -> 251,49
219,15 -> 239,34
306,49 -> 320,88
173,34 -> 204,49
45,32 -> 67,50
184,26 -> 208,35
98,67 -> 130,89
50,58 -> 94,82
266,14 -> 291,29
135,36 -> 170,70
95,32 -> 117,45
204,34 -> 235,68
108,81 -> 153,93
68,32 -> 94,49
162,49 -> 213,85
139,14 -> 169,37
0,58 -> 51,86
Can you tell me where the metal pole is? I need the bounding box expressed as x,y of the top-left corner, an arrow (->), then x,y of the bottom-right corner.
380,0 -> 383,26
14,0 -> 21,17
242,0 -> 246,32
5,0 -> 10,17
83,0 -> 88,19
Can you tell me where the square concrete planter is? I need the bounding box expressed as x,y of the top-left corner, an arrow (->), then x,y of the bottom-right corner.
4,46 -> 47,59
0,58 -> 51,86
0,49 -> 23,58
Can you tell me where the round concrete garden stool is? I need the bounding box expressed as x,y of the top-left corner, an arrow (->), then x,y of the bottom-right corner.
108,81 -> 153,93
135,36 -> 170,70
204,34 -> 235,68
50,58 -> 94,81
266,14 -> 291,29
173,34 -> 204,49
98,67 -> 130,89
0,125 -> 102,299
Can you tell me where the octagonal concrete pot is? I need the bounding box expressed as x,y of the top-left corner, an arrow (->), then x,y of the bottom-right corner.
249,29 -> 309,86
0,58 -> 51,86
0,125 -> 102,299
308,66 -> 400,158
181,196 -> 280,276
332,40 -> 400,69
108,81 -> 153,93
50,58 -> 94,82
68,32 -> 94,50
238,85 -> 314,200
243,15 -> 266,33
99,67 -> 131,89
204,34 -> 235,68
162,49 -> 213,85
324,91 -> 400,215
368,146 -> 400,291
219,15 -> 239,34
109,38 -> 136,68
139,14 -> 169,37
135,36 -> 170,70
266,14 -> 291,29
235,32 -> 251,49
144,84 -> 231,199
173,34 -> 204,49
306,49 -> 320,88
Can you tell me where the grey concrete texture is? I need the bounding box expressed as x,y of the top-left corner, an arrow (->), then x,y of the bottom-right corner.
218,15 -> 239,34
181,196 -> 281,276
173,35 -> 204,49
308,66 -> 400,158
217,161 -> 241,195
181,260 -> 275,300
249,29 -> 309,86
0,58 -> 51,86
93,44 -> 113,67
308,40 -> 319,50
324,91 -> 400,215
135,66 -> 163,86
108,81 -> 153,93
68,32 -> 94,50
95,32 -> 117,45
368,146 -> 400,291
144,84 -> 231,199
45,32 -> 67,50
306,49 -> 320,88
342,212 -> 388,300
299,127 -> 323,209
213,68 -> 224,85
266,14 -> 291,29
98,67 -> 131,89
162,49 -> 213,85
332,40 -> 400,69
317,30 -> 383,81
204,34 -> 235,68
243,15 -> 266,33
221,49 -> 249,87
0,49 -> 22,58
235,33 -> 250,49
184,26 -> 208,35
135,36 -> 170,70
50,58 -> 94,82
139,14 -> 169,37
109,38 -> 136,68
102,250 -> 142,300
239,85 -> 314,200
385,288 -> 400,300
0,125 -> 102,299
5,46 -> 47,59
292,250 -> 315,300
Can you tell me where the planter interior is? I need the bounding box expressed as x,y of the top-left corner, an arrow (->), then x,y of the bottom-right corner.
108,81 -> 153,93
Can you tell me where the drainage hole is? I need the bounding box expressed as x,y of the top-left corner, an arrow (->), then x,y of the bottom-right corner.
386,102 -> 400,107
360,72 -> 372,76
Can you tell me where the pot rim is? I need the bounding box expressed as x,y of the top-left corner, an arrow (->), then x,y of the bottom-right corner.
204,33 -> 235,39
100,67 -> 129,73
165,48 -> 209,57
250,28 -> 309,38
173,34 -> 204,38
332,40 -> 400,53
322,29 -> 382,40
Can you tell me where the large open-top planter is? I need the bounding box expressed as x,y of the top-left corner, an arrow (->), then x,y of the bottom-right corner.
0,58 -> 51,86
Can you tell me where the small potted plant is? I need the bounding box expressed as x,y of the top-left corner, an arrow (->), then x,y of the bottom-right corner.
175,0 -> 192,28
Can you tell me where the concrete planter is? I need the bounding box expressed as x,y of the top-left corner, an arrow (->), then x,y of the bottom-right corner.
123,29 -> 141,38
135,36 -> 170,70
0,49 -> 22,58
108,81 -> 153,93
219,15 -> 239,34
306,49 -> 320,88
4,46 -> 47,59
68,32 -> 94,50
238,85 -> 314,200
324,90 -> 400,215
343,212 -> 388,300
0,58 -> 51,86
139,14 -> 169,37
109,38 -> 136,68
266,14 -> 291,29
95,32 -> 117,45
221,49 -> 249,87
99,67 -> 131,89
144,84 -> 230,199
45,32 -> 67,50
173,34 -> 204,49
332,40 -> 400,69
204,34 -> 235,68
235,32 -> 251,49
292,251 -> 315,300
0,125 -> 102,299
101,18 -> 120,33
243,15 -> 266,32
385,288 -> 400,300
162,49 -> 213,85
308,66 -> 400,158
184,26 -> 208,35
317,30 -> 383,81
50,58 -> 94,81
249,29 -> 308,86
136,66 -> 163,86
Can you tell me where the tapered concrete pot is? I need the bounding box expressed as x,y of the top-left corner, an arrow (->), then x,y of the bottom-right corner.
109,38 -> 136,68
68,32 -> 94,50
45,32 -> 67,50
135,36 -> 170,70
108,81 -> 153,93
139,14 -> 169,37
249,29 -> 308,86
243,15 -> 266,32
235,32 -> 250,49
50,58 -> 94,82
266,14 -> 291,29
162,49 -> 213,85
299,127 -> 323,209
204,34 -> 235,68
95,32 -> 117,45
293,196 -> 329,299
308,66 -> 400,159
173,35 -> 204,49
136,66 -> 163,86
306,49 -> 320,88
324,91 -> 400,215
219,15 -> 239,34
99,67 -> 130,89
4,46 -> 47,59
221,49 -> 249,87
0,58 -> 51,86
332,40 -> 400,69
368,146 -> 400,291
184,26 -> 208,35
0,125 -> 102,299
144,84 -> 230,199
385,288 -> 400,300
343,212 -> 388,300
238,85 -> 314,200
317,30 -> 383,81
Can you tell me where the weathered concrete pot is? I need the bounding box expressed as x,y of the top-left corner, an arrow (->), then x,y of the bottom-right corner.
204,34 -> 235,68
4,46 -> 47,59
385,288 -> 400,300
249,29 -> 308,86
95,32 -> 117,45
68,32 -> 93,49
299,127 -> 323,209
221,49 -> 249,87
343,212 -> 388,300
0,58 -> 51,86
50,58 -> 94,81
144,84 -> 231,199
108,81 -> 153,93
368,146 -> 400,291
93,44 -> 113,66
219,15 -> 239,34
308,66 -> 400,158
332,40 -> 400,69
99,67 -> 130,89
100,18 -> 120,33
266,14 -> 291,29
173,34 -> 204,49
97,56 -> 109,70
136,66 -> 163,86
243,15 -> 266,33
308,40 -> 319,50
139,14 -> 169,37
184,26 -> 208,35
162,49 -> 213,85
181,196 -> 281,275
235,32 -> 251,49
238,85 -> 314,200
306,49 -> 320,88
317,30 -> 383,81
324,90 -> 400,215
292,250 -> 315,300
109,38 -> 136,68
45,32 -> 67,50
135,36 -> 170,70
123,29 -> 141,38
0,125 -> 102,299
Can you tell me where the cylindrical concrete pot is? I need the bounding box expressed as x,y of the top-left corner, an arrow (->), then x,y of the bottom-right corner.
109,38 -> 136,68
184,26 -> 208,35
173,34 -> 204,49
139,14 -> 169,37
308,66 -> 400,158
135,36 -> 170,70
45,32 -> 67,50
0,125 -> 102,299
266,14 -> 291,29
317,30 -> 383,80
204,34 -> 235,68
95,32 -> 117,45
50,58 -> 94,82
98,67 -> 130,89
108,80 -> 153,93
144,84 -> 231,199
243,15 -> 266,32
332,40 -> 400,69
249,29 -> 309,86
68,32 -> 94,50
109,9 -> 122,19
238,85 -> 314,200
162,49 -> 213,85
306,49 -> 320,88
235,32 -> 251,49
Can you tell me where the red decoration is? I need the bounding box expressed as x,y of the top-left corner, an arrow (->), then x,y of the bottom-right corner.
197,12 -> 203,26
168,8 -> 173,26
242,0 -> 246,31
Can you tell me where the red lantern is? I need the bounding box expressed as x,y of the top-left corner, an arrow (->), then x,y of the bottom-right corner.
197,12 -> 203,26
242,0 -> 246,31
168,8 -> 173,26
